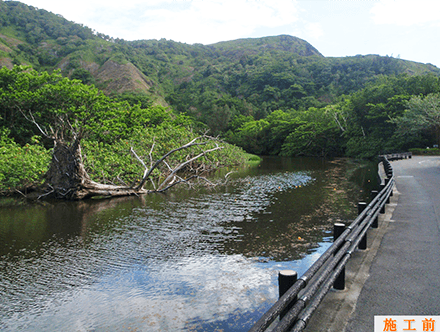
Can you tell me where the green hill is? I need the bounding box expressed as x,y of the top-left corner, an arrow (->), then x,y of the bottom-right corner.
1,0 -> 438,108
2,0 -> 440,158
209,35 -> 323,58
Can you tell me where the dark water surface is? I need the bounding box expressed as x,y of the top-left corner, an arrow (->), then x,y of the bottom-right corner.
0,157 -> 377,332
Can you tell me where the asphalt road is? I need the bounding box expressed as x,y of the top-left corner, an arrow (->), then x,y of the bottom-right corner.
305,156 -> 440,332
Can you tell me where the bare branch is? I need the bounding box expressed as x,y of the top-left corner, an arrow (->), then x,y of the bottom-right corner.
332,112 -> 346,133
163,160 -> 173,172
196,176 -> 216,186
148,141 -> 155,168
130,147 -> 149,183
65,116 -> 80,141
155,174 -> 217,193
117,176 -> 128,186
225,171 -> 235,179
15,189 -> 27,198
157,144 -> 223,191
135,136 -> 219,190
155,175 -> 197,192
38,185 -> 55,200
21,110 -> 52,139
149,178 -> 157,190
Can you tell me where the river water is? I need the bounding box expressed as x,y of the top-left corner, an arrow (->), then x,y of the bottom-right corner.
0,157 -> 377,332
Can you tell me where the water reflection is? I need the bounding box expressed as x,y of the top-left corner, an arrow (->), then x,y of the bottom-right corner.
0,157 -> 377,331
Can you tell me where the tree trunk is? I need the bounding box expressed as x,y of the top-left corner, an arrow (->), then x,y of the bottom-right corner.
45,139 -> 88,199
45,139 -> 147,200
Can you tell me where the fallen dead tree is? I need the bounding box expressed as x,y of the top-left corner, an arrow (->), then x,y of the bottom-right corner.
24,111 -> 224,200
43,135 -> 223,200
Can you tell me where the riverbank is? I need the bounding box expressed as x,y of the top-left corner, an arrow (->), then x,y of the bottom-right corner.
304,156 -> 440,331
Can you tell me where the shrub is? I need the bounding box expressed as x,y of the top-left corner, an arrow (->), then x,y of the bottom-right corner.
0,129 -> 51,192
409,147 -> 440,155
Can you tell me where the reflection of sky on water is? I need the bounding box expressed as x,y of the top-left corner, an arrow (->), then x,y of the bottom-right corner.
4,254 -> 276,331
1,160 -> 372,332
2,245 -> 333,332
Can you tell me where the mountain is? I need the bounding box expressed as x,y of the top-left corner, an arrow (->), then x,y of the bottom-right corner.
1,0 -> 440,122
209,35 -> 323,58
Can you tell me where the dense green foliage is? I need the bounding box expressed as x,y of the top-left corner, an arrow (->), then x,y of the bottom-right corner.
392,92 -> 440,148
0,1 -> 95,42
343,74 -> 440,157
0,128 -> 50,191
0,66 -> 248,193
220,73 -> 440,158
0,0 -> 96,70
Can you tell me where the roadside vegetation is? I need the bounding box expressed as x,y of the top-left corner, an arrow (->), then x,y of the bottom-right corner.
409,148 -> 440,155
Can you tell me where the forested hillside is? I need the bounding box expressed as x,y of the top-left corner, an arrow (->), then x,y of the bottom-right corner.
1,0 -> 440,169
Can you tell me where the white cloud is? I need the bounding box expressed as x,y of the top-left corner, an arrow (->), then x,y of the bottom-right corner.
122,0 -> 300,43
22,0 -> 300,44
2,254 -> 278,331
305,22 -> 324,40
371,0 -> 440,26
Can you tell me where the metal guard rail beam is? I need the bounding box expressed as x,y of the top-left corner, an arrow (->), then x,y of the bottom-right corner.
249,154 -> 404,332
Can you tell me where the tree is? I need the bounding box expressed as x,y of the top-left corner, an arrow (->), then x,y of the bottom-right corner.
70,68 -> 96,85
280,108 -> 343,157
339,74 -> 440,157
392,93 -> 440,148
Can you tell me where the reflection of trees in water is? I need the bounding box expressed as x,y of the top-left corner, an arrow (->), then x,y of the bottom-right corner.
222,159 -> 374,261
0,195 -> 149,257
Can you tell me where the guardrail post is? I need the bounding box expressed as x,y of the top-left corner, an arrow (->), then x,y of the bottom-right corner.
333,223 -> 346,290
358,202 -> 368,250
370,190 -> 379,228
385,165 -> 392,178
278,270 -> 297,320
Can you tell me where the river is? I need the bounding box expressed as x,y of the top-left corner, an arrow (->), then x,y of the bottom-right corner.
0,156 -> 377,332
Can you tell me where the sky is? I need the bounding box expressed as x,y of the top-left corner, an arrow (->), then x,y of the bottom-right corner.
19,0 -> 440,68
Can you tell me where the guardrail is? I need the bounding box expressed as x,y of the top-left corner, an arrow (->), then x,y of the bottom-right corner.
249,153 -> 408,332
380,152 -> 412,161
